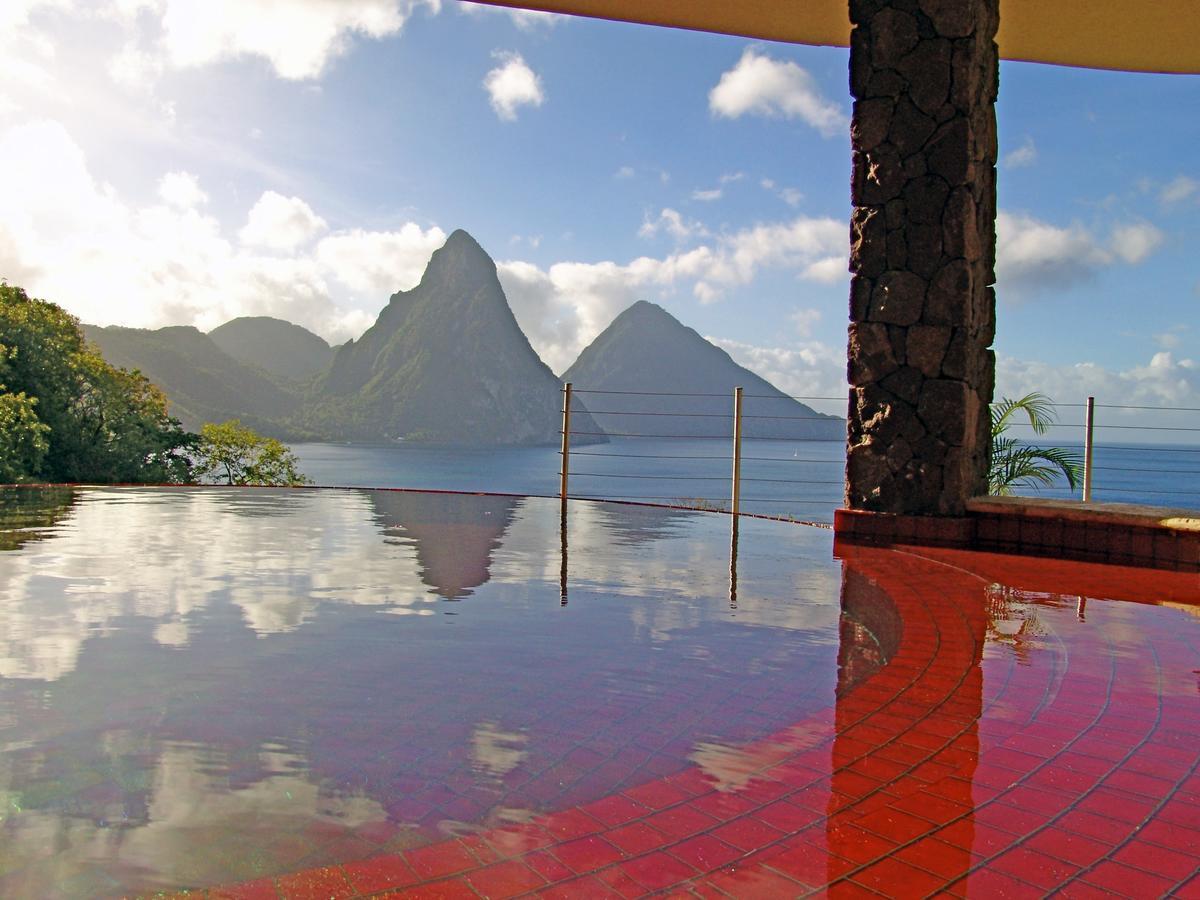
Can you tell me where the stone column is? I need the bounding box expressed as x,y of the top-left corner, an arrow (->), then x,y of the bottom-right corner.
845,0 -> 998,515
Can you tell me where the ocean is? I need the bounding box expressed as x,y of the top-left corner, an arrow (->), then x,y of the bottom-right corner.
291,439 -> 1200,523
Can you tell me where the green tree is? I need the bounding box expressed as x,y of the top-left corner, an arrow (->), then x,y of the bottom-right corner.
0,389 -> 50,482
989,392 -> 1084,496
0,283 -> 194,483
193,419 -> 310,486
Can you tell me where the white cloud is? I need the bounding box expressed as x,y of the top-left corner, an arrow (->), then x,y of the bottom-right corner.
0,119 -> 440,345
800,256 -> 846,284
1109,221 -> 1163,264
759,178 -> 803,207
483,50 -> 544,121
508,232 -> 541,249
691,171 -> 747,201
157,171 -> 207,209
614,165 -> 635,180
790,307 -> 821,338
709,47 -> 848,138
149,0 -> 441,81
708,336 -> 847,414
497,214 -> 846,372
316,224 -> 447,296
1160,175 -> 1198,205
1155,326 -> 1187,350
638,208 -> 707,242
780,187 -> 803,207
996,211 -> 1162,298
108,40 -> 164,89
1002,135 -> 1037,169
996,350 -> 1200,435
239,190 -> 327,250
701,217 -> 846,296
457,2 -> 564,30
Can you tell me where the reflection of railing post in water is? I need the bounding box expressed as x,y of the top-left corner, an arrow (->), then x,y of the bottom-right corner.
729,515 -> 739,609
559,383 -> 571,605
558,383 -> 572,605
559,501 -> 568,606
730,388 -> 743,609
730,386 -> 743,516
1083,395 -> 1095,502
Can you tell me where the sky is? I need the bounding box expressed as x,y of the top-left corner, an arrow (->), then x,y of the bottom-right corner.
1,0 -> 1197,427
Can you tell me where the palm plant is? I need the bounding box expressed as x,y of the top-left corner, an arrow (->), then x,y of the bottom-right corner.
989,392 -> 1084,496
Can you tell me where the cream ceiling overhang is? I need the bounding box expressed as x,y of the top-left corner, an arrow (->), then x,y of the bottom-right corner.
475,0 -> 1199,75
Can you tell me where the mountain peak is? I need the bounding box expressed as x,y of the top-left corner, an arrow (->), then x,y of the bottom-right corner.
618,300 -> 674,323
417,229 -> 495,288
312,228 -> 606,445
446,228 -> 481,247
440,228 -> 489,260
562,301 -> 843,440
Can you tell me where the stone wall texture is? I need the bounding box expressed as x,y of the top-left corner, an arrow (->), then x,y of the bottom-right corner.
845,0 -> 999,515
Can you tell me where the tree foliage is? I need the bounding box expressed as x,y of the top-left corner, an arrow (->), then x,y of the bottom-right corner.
1,283 -> 192,483
988,392 -> 1084,496
0,389 -> 49,482
193,419 -> 310,486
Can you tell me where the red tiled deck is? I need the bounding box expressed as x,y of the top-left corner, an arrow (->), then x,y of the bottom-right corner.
183,542 -> 1200,898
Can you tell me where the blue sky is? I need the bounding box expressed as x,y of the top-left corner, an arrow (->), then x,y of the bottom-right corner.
1,0 -> 1196,422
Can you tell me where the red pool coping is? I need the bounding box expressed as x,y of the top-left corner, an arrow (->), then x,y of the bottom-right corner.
170,538 -> 1200,899
836,497 -> 1200,572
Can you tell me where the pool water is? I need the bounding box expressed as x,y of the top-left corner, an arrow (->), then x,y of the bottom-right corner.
0,487 -> 847,898
3,486 -> 1198,898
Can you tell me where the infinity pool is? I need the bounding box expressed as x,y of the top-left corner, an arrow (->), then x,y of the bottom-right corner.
2,487 -> 1198,898
0,486 -> 847,897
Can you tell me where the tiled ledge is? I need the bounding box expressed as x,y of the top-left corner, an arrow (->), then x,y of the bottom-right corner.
834,497 -> 1200,572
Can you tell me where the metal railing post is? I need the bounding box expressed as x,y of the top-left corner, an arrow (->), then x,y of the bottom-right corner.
731,386 -> 743,516
1082,395 -> 1095,502
560,382 -> 572,504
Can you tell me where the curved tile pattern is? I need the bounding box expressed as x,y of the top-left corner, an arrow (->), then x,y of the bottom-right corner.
194,541 -> 1200,898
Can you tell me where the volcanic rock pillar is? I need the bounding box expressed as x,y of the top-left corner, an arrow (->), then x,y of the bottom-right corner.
845,0 -> 998,515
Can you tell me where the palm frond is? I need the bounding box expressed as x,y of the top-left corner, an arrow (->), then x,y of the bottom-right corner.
991,391 -> 1057,437
988,395 -> 1085,495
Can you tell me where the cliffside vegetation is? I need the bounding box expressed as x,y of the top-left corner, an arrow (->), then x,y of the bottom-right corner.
1,284 -> 306,486
1,284 -> 193,483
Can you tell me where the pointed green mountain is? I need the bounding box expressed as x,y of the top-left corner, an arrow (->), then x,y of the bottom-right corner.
562,301 -> 844,440
300,230 -> 601,444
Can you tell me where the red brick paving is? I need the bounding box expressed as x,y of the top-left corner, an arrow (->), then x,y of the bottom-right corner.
185,543 -> 1200,898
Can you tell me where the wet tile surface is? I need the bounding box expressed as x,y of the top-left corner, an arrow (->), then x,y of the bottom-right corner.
0,487 -> 841,898
1,487 -> 1198,897
196,540 -> 1198,898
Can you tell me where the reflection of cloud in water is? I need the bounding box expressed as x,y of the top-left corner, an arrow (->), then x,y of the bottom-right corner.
492,499 -> 841,642
0,488 -> 438,680
469,721 -> 529,780
0,489 -> 839,684
689,720 -> 831,793
592,503 -> 703,546
0,738 -> 384,897
0,487 -> 848,896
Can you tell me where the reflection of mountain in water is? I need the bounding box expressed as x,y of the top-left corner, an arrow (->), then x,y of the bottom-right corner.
590,502 -> 703,547
369,491 -> 520,599
0,487 -> 79,551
